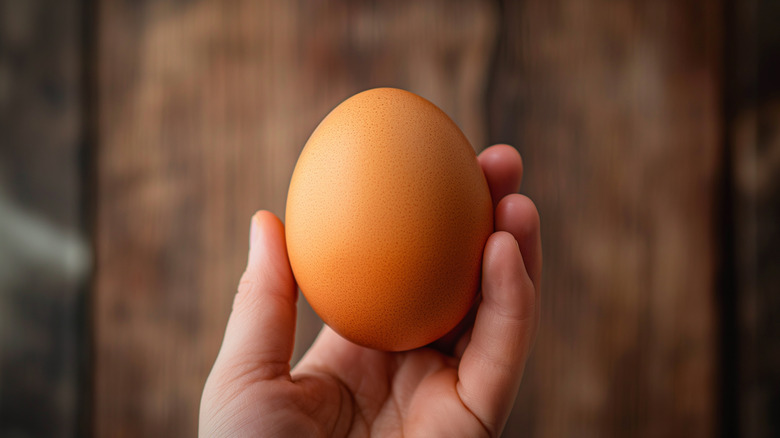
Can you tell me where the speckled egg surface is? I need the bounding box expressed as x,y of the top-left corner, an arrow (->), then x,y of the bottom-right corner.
285,88 -> 493,351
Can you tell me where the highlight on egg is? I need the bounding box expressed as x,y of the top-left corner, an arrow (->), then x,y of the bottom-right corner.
285,87 -> 493,351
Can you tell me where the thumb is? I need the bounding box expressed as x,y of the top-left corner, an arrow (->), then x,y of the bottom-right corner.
457,231 -> 537,435
212,211 -> 298,381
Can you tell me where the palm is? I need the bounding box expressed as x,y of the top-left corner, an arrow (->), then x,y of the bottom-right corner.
201,145 -> 542,437
294,328 -> 487,436
212,328 -> 487,437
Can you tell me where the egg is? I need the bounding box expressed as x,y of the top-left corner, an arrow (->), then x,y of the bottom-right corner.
285,88 -> 493,351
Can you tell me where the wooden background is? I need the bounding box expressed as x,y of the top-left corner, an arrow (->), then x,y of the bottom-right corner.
1,0 -> 778,437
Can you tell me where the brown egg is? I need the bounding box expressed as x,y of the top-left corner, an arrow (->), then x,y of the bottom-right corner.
285,88 -> 493,351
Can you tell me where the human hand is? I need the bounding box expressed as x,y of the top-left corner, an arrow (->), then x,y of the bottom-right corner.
199,144 -> 542,437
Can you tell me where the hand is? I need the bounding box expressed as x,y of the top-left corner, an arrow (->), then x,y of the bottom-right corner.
200,145 -> 542,437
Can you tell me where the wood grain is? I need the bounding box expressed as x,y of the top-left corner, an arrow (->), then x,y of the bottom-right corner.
729,0 -> 780,436
0,0 -> 88,437
93,0 -> 497,435
488,1 -> 721,436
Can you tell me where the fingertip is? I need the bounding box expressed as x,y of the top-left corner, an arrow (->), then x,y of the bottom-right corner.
482,232 -> 534,321
480,144 -> 522,183
485,230 -> 520,255
482,231 -> 519,275
247,210 -> 289,274
478,144 -> 524,204
250,210 -> 284,245
479,144 -> 522,168
242,210 -> 296,304
496,195 -> 540,241
495,195 -> 542,288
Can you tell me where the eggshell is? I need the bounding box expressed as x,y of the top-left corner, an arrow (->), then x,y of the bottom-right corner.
285,88 -> 493,351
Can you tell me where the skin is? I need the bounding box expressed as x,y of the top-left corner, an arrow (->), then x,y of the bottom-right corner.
200,145 -> 542,437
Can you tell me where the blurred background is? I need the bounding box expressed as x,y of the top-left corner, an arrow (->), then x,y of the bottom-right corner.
1,0 -> 778,436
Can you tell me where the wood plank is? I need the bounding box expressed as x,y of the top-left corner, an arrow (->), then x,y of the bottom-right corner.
728,0 -> 780,436
94,1 -> 497,435
488,1 -> 722,436
0,0 -> 88,437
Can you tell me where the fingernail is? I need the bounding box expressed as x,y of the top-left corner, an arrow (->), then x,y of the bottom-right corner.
247,213 -> 266,272
250,213 -> 260,247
